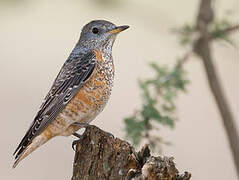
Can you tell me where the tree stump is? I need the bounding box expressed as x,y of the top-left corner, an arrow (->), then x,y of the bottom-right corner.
72,125 -> 191,180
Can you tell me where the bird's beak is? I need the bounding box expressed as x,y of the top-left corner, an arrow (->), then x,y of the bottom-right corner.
107,25 -> 130,34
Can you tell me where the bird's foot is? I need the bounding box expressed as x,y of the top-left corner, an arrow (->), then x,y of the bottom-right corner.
73,122 -> 89,128
73,132 -> 82,138
71,122 -> 89,151
72,139 -> 81,151
72,133 -> 83,151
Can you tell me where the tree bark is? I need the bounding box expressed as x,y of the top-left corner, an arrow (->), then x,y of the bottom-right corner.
72,125 -> 191,180
194,0 -> 239,177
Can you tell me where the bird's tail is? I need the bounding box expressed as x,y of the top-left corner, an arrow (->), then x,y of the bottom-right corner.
13,134 -> 50,168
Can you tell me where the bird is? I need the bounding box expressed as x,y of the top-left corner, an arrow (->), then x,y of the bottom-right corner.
13,20 -> 129,168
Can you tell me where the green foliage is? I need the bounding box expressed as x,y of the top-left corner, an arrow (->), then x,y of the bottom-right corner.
124,9 -> 237,153
210,18 -> 234,45
172,24 -> 196,46
124,62 -> 189,151
173,18 -> 235,46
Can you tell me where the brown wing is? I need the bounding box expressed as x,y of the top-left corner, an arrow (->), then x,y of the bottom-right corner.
14,50 -> 96,159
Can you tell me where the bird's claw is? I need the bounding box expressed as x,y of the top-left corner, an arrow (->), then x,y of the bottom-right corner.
72,132 -> 83,151
73,122 -> 88,128
72,139 -> 81,152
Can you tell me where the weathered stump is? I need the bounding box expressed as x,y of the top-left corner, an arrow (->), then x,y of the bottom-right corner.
72,125 -> 191,180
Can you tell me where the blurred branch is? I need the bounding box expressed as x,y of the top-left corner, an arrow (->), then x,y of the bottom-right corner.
211,24 -> 239,37
124,60 -> 189,152
177,49 -> 193,68
124,2 -> 239,174
72,125 -> 191,180
194,0 -> 239,177
174,18 -> 239,45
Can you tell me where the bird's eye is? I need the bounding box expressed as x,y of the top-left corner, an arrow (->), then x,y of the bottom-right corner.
92,27 -> 99,34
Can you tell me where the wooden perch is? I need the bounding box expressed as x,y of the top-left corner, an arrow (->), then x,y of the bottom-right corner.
71,125 -> 191,180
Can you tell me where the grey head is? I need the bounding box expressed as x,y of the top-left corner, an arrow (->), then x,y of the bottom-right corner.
77,20 -> 129,51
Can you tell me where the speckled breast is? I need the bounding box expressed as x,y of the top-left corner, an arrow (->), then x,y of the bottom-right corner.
46,50 -> 114,137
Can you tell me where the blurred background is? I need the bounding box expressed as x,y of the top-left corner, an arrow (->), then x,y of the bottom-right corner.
1,0 -> 239,179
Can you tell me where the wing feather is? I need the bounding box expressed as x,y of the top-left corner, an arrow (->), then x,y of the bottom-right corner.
14,50 -> 96,158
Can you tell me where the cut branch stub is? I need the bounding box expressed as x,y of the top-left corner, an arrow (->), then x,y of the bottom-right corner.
72,125 -> 191,180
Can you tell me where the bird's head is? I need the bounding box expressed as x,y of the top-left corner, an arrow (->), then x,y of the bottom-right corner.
78,20 -> 129,50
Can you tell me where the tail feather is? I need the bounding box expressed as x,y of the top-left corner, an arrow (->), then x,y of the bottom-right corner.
13,131 -> 32,157
13,134 -> 49,168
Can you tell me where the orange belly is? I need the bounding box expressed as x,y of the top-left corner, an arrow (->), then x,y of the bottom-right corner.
42,60 -> 113,138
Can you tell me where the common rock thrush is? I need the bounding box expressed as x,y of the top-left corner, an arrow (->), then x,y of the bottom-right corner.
13,20 -> 129,168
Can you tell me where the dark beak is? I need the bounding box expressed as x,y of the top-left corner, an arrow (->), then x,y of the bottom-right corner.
107,25 -> 130,34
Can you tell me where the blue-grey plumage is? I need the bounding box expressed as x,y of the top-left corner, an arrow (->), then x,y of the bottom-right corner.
13,20 -> 129,168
